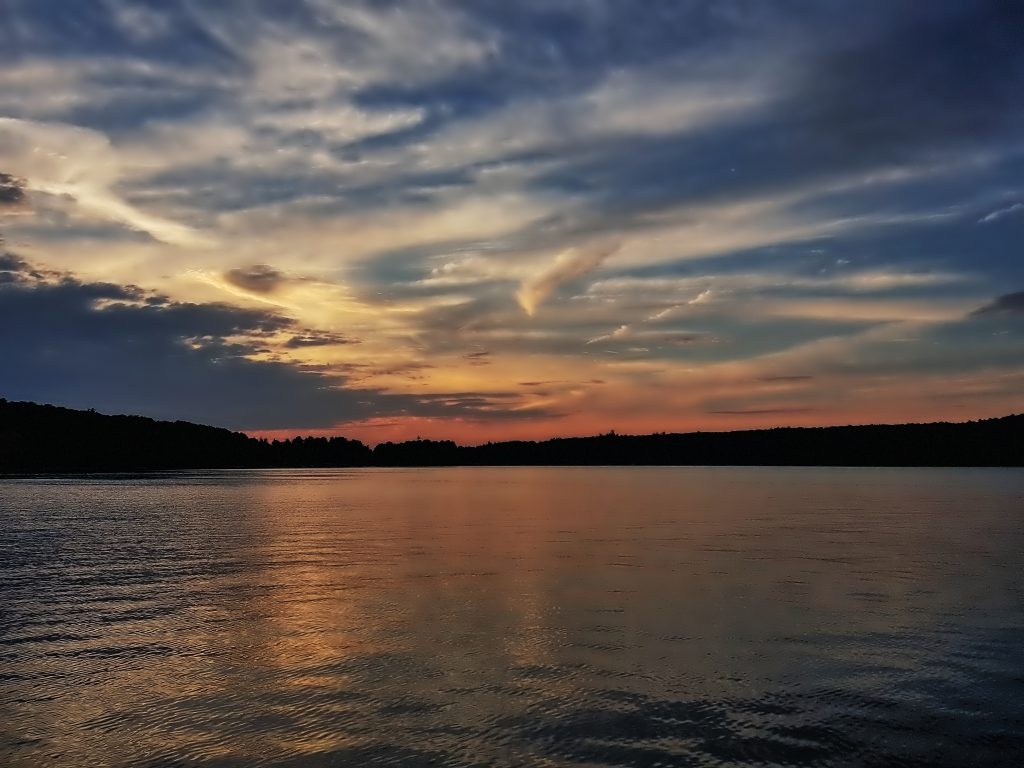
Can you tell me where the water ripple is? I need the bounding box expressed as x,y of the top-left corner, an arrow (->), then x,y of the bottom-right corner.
2,467 -> 1022,767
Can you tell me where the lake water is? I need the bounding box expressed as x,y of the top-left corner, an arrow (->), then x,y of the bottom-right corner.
1,467 -> 1023,767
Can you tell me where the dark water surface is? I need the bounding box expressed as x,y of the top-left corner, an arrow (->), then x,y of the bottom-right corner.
2,467 -> 1023,767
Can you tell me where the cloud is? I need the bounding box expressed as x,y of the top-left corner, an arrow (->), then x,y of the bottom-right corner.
0,251 -> 41,283
102,1 -> 174,43
0,256 -> 531,429
404,63 -> 772,177
587,287 -> 716,344
589,329 -> 716,348
979,202 -> 1024,225
252,103 -> 426,146
283,331 -> 356,348
970,291 -> 1024,318
248,0 -> 495,95
0,118 -> 207,246
1,1 -> 1022,438
587,268 -> 970,305
0,252 -> 25,271
517,240 -> 620,315
224,264 -> 287,294
0,172 -> 26,207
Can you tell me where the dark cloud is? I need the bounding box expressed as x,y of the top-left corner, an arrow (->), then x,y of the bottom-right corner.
283,331 -> 356,348
362,361 -> 436,383
0,259 -> 542,429
0,251 -> 29,273
224,264 -> 286,294
0,266 -> 337,429
0,172 -> 26,207
970,291 -> 1024,318
758,375 -> 814,382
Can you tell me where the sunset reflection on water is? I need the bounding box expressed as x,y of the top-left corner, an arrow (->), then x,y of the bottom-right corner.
2,467 -> 1023,767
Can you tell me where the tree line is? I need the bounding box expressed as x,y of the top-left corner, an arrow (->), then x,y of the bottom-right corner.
1,398 -> 1021,472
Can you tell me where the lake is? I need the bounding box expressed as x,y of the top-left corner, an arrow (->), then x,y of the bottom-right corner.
2,467 -> 1023,767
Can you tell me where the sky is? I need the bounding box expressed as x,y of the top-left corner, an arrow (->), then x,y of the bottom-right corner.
0,0 -> 1022,444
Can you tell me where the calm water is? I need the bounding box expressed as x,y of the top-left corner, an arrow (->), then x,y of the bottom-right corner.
1,467 -> 1023,767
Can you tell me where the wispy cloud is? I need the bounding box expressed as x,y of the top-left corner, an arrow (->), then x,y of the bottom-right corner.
1,0 -> 1021,438
979,202 -> 1024,224
0,118 -> 207,246
970,291 -> 1024,317
517,241 -> 621,315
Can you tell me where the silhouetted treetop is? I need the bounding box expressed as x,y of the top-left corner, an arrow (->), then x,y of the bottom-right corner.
0,398 -> 1021,472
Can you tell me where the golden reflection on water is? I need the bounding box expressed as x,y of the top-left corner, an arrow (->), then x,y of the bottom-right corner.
2,467 -> 1023,767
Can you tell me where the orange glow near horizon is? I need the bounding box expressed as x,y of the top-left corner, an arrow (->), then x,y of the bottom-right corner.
245,400 -> 1018,447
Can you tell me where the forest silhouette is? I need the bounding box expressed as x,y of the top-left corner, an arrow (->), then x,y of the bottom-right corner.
0,398 -> 1021,472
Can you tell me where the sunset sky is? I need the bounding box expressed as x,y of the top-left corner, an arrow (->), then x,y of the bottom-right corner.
1,0 -> 1022,444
